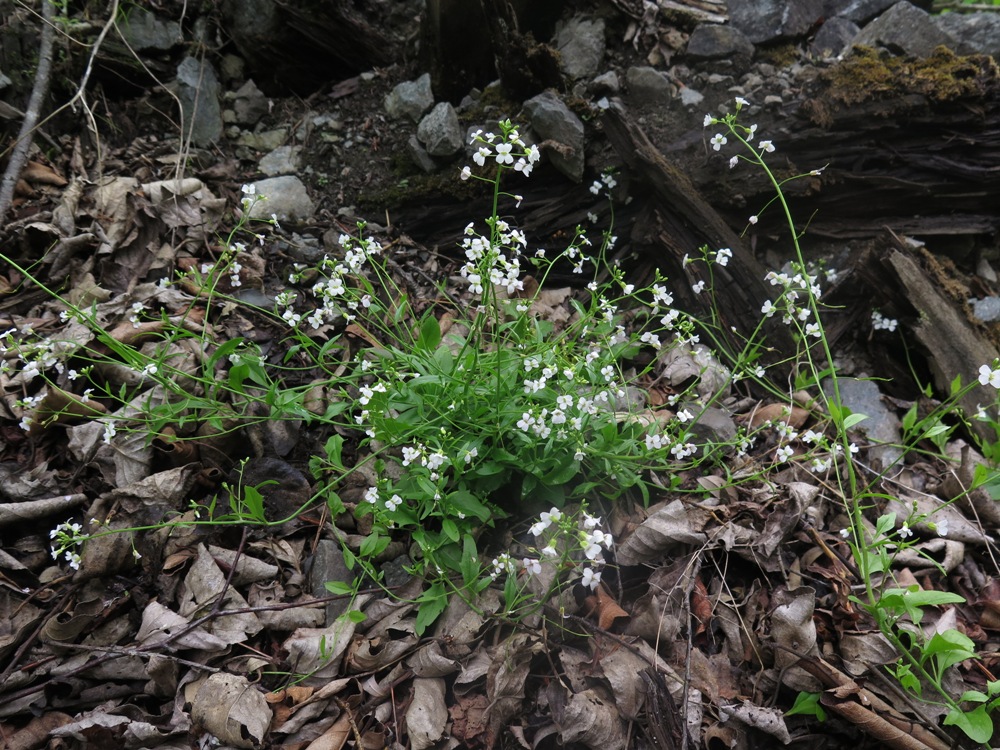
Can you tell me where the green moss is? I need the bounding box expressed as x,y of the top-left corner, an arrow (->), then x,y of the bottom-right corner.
759,43 -> 799,69
821,46 -> 999,106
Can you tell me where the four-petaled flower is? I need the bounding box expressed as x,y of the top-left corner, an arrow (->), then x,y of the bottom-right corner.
710,133 -> 727,151
979,364 -> 1000,389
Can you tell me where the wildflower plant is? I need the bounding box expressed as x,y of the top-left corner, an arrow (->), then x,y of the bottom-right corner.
706,100 -> 1000,743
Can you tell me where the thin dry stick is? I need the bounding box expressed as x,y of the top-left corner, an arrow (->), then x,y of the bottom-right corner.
0,0 -> 55,222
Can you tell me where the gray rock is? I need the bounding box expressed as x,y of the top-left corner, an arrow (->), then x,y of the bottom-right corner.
235,129 -> 287,151
522,92 -> 585,182
825,0 -> 908,22
309,539 -> 354,622
590,70 -> 620,96
811,17 -> 860,57
729,0 -> 824,43
176,57 -> 223,147
935,11 -> 1000,57
219,54 -> 245,83
554,16 -> 606,80
231,79 -> 268,126
687,406 -> 738,445
408,134 -> 438,173
822,377 -> 902,470
0,70 -> 11,90
416,102 -> 463,157
247,176 -> 315,222
625,66 -> 673,104
259,145 -> 301,176
972,297 -> 1000,323
686,24 -> 755,60
120,7 -> 183,51
850,2 -> 953,57
385,73 -> 434,123
679,87 -> 705,107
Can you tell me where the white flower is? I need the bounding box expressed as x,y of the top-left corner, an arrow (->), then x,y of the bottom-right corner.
979,364 -> 1000,389
385,494 -> 402,512
758,140 -> 775,153
715,248 -> 732,266
692,280 -> 706,294
581,567 -> 601,590
460,165 -> 472,181
363,486 -> 379,504
936,519 -> 949,537
735,96 -> 748,109
522,558 -> 541,576
710,133 -> 727,151
761,300 -> 777,317
589,180 -> 602,195
898,524 -> 913,539
703,113 -> 714,127
541,543 -> 558,558
776,445 -> 794,463
749,215 -> 758,225
495,142 -> 514,164
839,528 -> 851,539
729,156 -> 739,169
102,421 -> 117,444
677,409 -> 693,423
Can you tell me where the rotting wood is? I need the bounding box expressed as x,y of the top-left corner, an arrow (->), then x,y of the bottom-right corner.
854,234 -> 1000,446
602,100 -> 797,376
691,47 -> 1000,241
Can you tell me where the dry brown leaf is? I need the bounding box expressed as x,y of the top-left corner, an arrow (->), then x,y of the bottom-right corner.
303,711 -> 353,750
406,677 -> 448,750
545,682 -> 626,748
770,586 -> 821,692
748,402 -> 809,429
583,584 -> 629,630
691,574 -> 712,635
22,160 -> 68,186
616,499 -> 710,566
190,672 -> 272,749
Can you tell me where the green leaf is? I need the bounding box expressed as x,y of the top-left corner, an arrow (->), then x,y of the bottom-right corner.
415,582 -> 448,635
448,490 -> 492,522
418,313 -> 441,351
843,412 -> 869,429
460,535 -> 480,587
786,691 -> 827,721
324,434 -> 345,470
325,581 -> 354,595
922,629 -> 978,674
442,517 -> 460,543
944,705 -> 993,744
346,609 -> 367,624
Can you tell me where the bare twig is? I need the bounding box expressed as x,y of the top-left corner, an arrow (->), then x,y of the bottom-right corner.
0,0 -> 55,222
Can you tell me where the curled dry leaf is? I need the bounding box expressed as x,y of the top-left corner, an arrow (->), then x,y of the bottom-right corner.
719,701 -> 792,745
190,672 -> 272,749
406,677 -> 449,750
747,401 -> 809,430
545,682 -> 626,749
769,586 -> 821,692
616,499 -> 710,566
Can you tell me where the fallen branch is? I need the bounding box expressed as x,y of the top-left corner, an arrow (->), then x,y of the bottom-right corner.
0,0 -> 55,222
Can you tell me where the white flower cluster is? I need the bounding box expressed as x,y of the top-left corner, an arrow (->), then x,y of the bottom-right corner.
760,268 -> 824,338
279,232 -> 381,329
462,124 -> 541,179
589,171 -> 618,196
459,219 -> 525,297
515,507 -> 614,590
49,518 -> 86,570
871,310 -> 898,332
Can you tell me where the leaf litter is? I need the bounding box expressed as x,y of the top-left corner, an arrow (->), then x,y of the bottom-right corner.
1,70 -> 1000,750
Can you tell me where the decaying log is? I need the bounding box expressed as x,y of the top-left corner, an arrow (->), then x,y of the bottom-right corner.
602,101 -> 797,375
692,47 -> 1000,240
853,234 -> 1000,445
